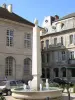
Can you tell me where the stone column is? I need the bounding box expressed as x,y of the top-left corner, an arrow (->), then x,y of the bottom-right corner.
31,19 -> 42,90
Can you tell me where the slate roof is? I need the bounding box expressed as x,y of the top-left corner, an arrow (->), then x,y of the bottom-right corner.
0,7 -> 34,26
61,12 -> 75,20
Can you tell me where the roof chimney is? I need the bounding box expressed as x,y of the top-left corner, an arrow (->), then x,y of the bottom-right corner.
54,15 -> 59,21
2,3 -> 6,9
7,4 -> 12,13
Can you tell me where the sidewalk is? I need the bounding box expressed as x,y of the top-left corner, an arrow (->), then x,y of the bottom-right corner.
62,93 -> 75,100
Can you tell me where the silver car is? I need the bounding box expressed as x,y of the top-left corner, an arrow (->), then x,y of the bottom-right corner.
0,80 -> 24,95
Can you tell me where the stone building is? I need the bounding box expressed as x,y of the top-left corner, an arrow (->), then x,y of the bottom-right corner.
0,4 -> 34,81
41,14 -> 75,82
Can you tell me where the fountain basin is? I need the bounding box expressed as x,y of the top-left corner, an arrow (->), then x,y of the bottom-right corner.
11,87 -> 62,100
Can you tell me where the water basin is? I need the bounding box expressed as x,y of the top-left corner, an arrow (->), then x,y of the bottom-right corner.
12,87 -> 62,100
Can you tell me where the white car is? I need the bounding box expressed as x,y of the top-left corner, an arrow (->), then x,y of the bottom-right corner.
0,80 -> 24,95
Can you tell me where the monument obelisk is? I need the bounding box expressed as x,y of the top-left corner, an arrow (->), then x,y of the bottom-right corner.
31,19 -> 42,90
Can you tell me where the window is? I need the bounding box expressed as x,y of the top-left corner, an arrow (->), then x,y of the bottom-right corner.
62,51 -> 65,60
45,20 -> 48,23
46,40 -> 49,49
42,68 -> 45,78
42,54 -> 45,63
10,81 -> 16,86
24,58 -> 32,75
71,69 -> 75,77
5,57 -> 14,76
46,68 -> 50,78
70,51 -> 74,59
47,53 -> 49,63
61,68 -> 66,77
69,35 -> 73,44
61,37 -> 63,45
54,38 -> 57,45
45,28 -> 48,32
41,41 -> 44,50
6,30 -> 14,46
24,33 -> 31,48
54,68 -> 59,77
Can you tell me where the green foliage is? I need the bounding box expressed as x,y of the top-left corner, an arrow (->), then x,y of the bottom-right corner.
43,82 -> 59,87
0,96 -> 6,100
49,83 -> 59,87
59,84 -> 65,92
65,84 -> 70,92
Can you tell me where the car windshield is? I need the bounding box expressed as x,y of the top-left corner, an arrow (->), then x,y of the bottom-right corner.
0,81 -> 7,86
16,80 -> 23,85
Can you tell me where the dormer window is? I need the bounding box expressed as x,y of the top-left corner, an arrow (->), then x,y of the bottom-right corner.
45,28 -> 48,32
52,26 -> 56,29
45,20 -> 48,23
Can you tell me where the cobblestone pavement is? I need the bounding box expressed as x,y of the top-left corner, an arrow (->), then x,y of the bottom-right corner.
4,93 -> 75,100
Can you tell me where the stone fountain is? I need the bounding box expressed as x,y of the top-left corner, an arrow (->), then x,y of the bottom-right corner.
11,19 -> 62,100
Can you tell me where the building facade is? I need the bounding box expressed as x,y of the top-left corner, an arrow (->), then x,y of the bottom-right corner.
41,14 -> 75,82
0,4 -> 34,81
1,3 -> 75,83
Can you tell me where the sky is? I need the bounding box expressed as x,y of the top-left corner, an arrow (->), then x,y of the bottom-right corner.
0,0 -> 75,26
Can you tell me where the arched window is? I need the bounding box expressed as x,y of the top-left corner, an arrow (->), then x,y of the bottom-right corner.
5,56 -> 15,76
42,68 -> 45,78
24,58 -> 32,75
46,68 -> 50,78
61,67 -> 66,77
71,69 -> 75,77
54,68 -> 59,77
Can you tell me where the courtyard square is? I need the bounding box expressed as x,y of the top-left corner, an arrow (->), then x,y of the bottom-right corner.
4,93 -> 75,100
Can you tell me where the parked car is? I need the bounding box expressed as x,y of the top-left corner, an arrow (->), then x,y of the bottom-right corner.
53,78 -> 74,86
53,78 -> 66,85
0,80 -> 24,95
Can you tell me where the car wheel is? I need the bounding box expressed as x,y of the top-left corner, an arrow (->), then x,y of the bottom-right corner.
6,90 -> 11,96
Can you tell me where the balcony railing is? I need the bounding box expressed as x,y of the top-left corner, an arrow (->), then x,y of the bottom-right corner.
41,43 -> 66,51
68,59 -> 75,64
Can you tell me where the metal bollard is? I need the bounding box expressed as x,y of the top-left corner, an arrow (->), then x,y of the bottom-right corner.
46,97 -> 50,100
